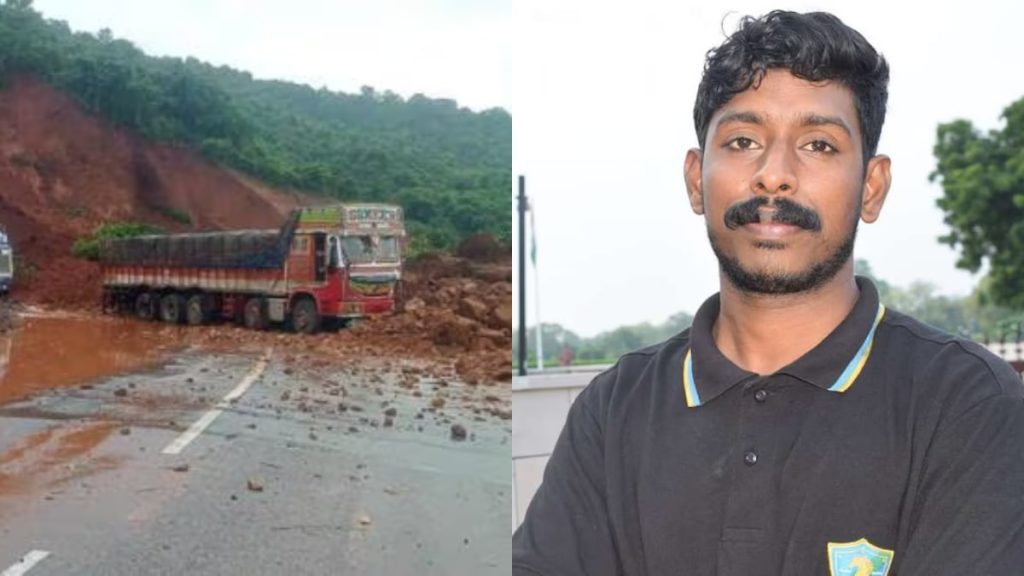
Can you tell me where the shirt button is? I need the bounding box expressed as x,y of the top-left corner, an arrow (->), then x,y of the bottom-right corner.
744,451 -> 758,466
754,389 -> 768,403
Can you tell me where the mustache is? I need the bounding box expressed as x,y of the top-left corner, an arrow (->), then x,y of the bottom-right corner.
723,196 -> 822,232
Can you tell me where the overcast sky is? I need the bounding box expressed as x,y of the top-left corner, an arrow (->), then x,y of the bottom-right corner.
512,0 -> 1024,336
31,0 -> 511,112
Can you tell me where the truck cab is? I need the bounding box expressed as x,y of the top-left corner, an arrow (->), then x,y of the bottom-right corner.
286,204 -> 405,323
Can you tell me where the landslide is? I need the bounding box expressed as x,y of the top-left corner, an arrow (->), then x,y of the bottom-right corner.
0,76 -> 304,307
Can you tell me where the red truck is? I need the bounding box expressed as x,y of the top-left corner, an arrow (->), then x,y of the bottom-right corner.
99,204 -> 405,333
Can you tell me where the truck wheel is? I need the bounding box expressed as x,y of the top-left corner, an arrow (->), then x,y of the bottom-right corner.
290,298 -> 320,334
135,293 -> 156,321
243,298 -> 268,331
159,293 -> 186,324
186,294 -> 210,326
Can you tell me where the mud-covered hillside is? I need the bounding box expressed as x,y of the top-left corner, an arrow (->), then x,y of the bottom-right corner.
0,76 -> 309,306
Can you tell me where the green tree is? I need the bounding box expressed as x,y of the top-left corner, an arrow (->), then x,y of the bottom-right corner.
932,98 -> 1024,309
71,222 -> 163,260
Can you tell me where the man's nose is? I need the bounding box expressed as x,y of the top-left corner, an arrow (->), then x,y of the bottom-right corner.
751,143 -> 798,195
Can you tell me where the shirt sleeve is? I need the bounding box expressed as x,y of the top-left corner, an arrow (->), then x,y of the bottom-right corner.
512,388 -> 622,576
895,382 -> 1024,575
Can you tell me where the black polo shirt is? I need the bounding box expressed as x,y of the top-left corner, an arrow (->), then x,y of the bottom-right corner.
513,277 -> 1024,575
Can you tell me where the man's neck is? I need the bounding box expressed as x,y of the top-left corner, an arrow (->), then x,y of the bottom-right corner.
712,267 -> 860,375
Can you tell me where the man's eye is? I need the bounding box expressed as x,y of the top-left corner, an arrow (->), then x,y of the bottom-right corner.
727,137 -> 757,150
804,140 -> 837,153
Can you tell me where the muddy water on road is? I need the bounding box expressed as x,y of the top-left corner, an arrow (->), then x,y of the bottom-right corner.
0,315 -> 181,406
0,314 -> 183,502
0,421 -> 120,495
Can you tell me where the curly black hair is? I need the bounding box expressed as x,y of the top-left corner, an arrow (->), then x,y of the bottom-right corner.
694,11 -> 889,164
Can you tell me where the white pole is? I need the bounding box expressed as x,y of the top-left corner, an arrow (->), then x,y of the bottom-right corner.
530,201 -> 543,371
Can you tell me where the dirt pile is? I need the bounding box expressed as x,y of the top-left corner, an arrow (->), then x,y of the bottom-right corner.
351,254 -> 512,384
455,233 -> 508,262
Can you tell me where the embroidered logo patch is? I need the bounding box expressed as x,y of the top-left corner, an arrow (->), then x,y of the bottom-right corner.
827,538 -> 894,576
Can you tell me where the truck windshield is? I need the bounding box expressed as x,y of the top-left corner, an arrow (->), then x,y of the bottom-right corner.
341,237 -> 374,264
377,237 -> 399,262
341,236 -> 399,264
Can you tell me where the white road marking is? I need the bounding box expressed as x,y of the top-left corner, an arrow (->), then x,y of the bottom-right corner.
162,349 -> 271,455
1,550 -> 50,576
222,350 -> 272,403
162,408 -> 224,455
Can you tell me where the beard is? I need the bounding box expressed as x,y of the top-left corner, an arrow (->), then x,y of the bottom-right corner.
707,216 -> 858,295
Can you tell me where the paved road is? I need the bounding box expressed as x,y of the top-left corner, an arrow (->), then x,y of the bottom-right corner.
0,340 -> 510,575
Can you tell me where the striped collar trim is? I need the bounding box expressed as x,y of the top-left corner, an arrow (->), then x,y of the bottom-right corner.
682,302 -> 886,408
827,303 -> 886,393
683,346 -> 700,408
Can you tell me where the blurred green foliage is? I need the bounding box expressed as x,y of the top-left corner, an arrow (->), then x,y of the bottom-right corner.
71,221 -> 162,260
933,98 -> 1024,310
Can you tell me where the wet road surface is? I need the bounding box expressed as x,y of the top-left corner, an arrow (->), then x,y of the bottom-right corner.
0,313 -> 511,575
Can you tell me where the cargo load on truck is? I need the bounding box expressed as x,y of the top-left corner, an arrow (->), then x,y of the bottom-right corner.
98,204 -> 405,334
102,231 -> 281,268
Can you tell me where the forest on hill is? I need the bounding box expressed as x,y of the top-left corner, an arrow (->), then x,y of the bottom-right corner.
0,0 -> 511,253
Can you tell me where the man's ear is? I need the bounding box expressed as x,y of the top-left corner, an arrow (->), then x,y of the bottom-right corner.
861,154 -> 891,223
685,148 -> 704,215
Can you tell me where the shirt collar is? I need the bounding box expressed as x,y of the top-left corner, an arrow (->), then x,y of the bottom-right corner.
683,276 -> 885,408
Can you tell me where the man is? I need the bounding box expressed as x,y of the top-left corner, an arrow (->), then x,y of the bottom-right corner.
513,10 -> 1024,576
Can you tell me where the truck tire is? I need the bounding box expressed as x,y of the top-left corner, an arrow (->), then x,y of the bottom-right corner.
186,294 -> 211,326
135,292 -> 156,321
290,298 -> 320,334
243,297 -> 268,331
160,293 -> 186,324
